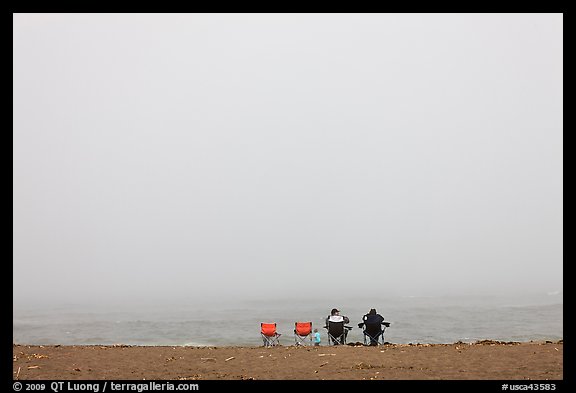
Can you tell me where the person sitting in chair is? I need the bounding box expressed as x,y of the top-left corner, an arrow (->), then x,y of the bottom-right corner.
326,308 -> 350,325
358,308 -> 389,346
325,308 -> 350,344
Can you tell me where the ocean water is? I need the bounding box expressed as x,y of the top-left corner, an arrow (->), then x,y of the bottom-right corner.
13,293 -> 562,346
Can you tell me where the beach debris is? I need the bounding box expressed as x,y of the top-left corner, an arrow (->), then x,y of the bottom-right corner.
554,348 -> 559,351
225,356 -> 235,362
474,339 -> 519,346
319,362 -> 328,367
259,355 -> 264,358
17,353 -> 50,361
318,353 -> 336,357
353,362 -> 374,370
200,357 -> 216,362
27,366 -> 40,369
178,375 -> 202,380
73,368 -> 81,371
16,367 -> 21,380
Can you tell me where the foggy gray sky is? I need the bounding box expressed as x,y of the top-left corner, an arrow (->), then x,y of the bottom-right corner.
13,14 -> 563,305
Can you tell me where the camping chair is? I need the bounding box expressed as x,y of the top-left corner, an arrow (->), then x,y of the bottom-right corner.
361,321 -> 390,346
325,321 -> 352,345
261,323 -> 281,347
293,322 -> 313,346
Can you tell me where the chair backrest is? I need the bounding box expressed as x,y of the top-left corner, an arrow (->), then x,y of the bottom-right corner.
261,323 -> 277,337
295,322 -> 312,336
364,323 -> 383,335
327,321 -> 344,337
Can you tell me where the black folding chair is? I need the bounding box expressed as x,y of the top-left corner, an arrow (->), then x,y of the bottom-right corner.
325,321 -> 352,345
361,321 -> 390,346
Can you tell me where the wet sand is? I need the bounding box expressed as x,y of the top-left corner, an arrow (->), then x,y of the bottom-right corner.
13,340 -> 562,380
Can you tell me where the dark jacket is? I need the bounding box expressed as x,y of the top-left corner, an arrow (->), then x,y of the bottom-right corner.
359,313 -> 386,334
363,313 -> 384,326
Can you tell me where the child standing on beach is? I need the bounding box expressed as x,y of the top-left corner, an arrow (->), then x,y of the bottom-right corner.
313,329 -> 321,346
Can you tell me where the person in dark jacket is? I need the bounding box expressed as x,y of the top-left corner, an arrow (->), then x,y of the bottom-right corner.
358,308 -> 389,345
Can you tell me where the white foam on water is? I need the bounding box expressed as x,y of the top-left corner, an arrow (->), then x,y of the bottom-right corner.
182,342 -> 211,347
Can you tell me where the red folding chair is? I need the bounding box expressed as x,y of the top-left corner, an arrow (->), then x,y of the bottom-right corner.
261,323 -> 281,347
294,322 -> 313,346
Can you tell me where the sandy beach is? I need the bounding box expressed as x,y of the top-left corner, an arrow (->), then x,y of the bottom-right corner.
13,340 -> 562,380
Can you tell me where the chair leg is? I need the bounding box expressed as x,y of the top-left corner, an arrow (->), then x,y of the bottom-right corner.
330,335 -> 344,345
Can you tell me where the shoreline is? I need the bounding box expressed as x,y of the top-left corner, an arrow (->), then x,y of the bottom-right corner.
13,340 -> 563,380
